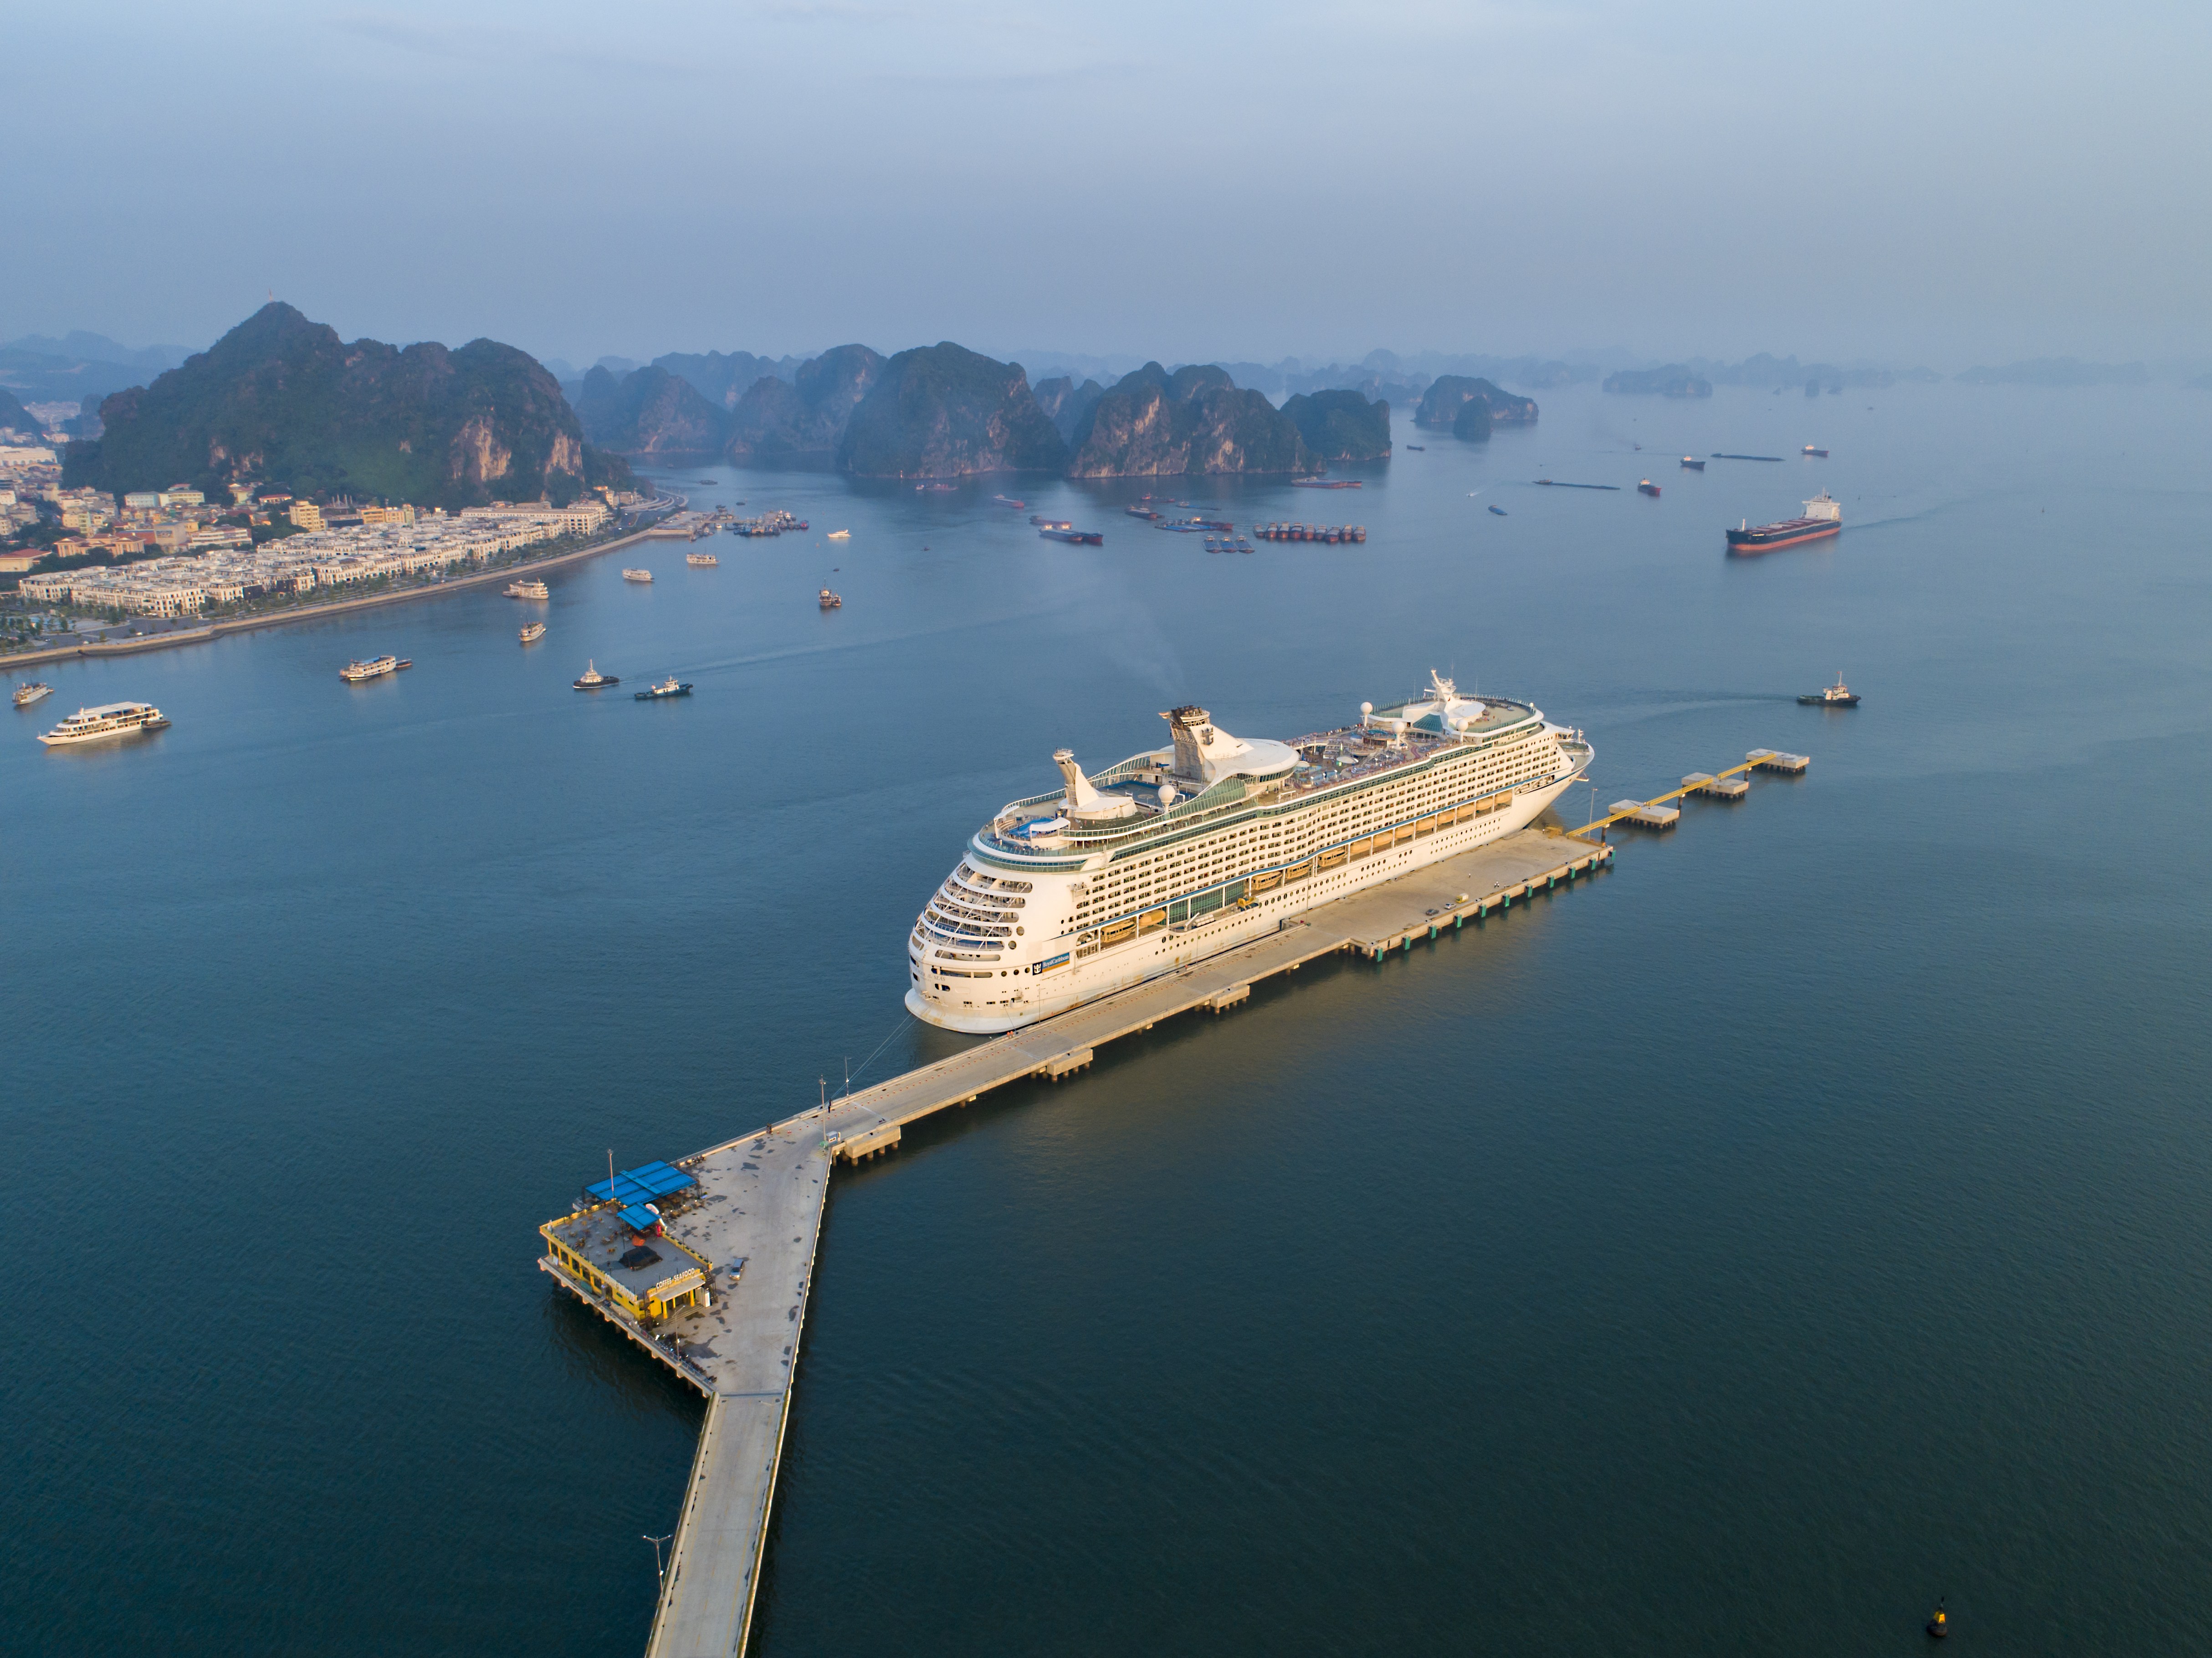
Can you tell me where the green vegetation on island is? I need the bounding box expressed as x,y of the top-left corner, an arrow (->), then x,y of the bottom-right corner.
578,365 -> 730,458
1414,375 -> 1538,434
1066,363 -> 1317,477
1280,389 -> 1392,461
62,302 -> 633,507
1030,376 -> 1105,445
726,345 -> 884,461
837,343 -> 1066,477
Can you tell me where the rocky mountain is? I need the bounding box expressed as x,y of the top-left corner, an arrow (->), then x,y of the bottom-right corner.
1031,375 -> 1105,445
1280,389 -> 1391,462
0,385 -> 44,440
1453,400 -> 1492,441
1602,366 -> 1712,398
654,349 -> 806,409
578,365 -> 730,457
726,344 -> 883,461
63,302 -> 631,506
1066,363 -> 1315,478
1413,376 -> 1538,431
837,343 -> 1066,477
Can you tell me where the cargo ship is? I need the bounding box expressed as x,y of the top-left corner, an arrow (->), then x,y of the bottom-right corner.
1726,492 -> 1842,553
1040,528 -> 1104,545
1679,457 -> 1705,471
1637,480 -> 1661,497
991,495 -> 1026,510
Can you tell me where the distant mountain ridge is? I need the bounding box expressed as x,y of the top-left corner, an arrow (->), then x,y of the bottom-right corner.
838,343 -> 1065,477
62,302 -> 632,506
1067,363 -> 1318,477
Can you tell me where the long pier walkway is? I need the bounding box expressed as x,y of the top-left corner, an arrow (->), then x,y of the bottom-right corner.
540,828 -> 1608,1657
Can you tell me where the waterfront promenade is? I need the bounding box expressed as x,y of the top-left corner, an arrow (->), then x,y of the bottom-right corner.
544,827 -> 1612,1658
0,508 -> 679,670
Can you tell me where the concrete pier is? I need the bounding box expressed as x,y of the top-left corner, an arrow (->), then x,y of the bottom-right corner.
548,827 -> 1614,1658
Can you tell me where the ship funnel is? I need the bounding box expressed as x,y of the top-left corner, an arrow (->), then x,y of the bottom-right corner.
1055,748 -> 1136,821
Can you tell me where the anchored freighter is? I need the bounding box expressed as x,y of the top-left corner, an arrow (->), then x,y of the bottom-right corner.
907,670 -> 1592,1033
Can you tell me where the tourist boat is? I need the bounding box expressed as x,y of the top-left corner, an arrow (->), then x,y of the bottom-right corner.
826,530 -> 851,540
622,568 -> 653,583
686,552 -> 718,567
1803,445 -> 1829,457
990,495 -> 1025,510
339,655 -> 410,682
634,675 -> 693,701
1637,480 -> 1662,497
1797,674 -> 1860,707
38,701 -> 171,746
818,588 -> 842,609
1727,491 -> 1843,553
1404,444 -> 1425,451
906,670 -> 1591,1035
1680,457 -> 1706,470
519,622 -> 546,645
13,681 -> 54,707
505,579 -> 550,599
573,660 -> 620,690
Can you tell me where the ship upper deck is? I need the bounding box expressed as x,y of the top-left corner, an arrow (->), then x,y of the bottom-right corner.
973,694 -> 1550,866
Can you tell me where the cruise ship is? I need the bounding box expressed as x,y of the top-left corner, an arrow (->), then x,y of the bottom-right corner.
907,671 -> 1592,1033
506,579 -> 550,599
38,701 -> 171,746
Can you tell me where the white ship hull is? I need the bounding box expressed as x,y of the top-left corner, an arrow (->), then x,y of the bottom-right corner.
907,674 -> 1587,1038
906,772 -> 1575,1034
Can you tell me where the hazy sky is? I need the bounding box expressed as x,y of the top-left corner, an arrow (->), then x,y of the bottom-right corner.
9,0 -> 2208,368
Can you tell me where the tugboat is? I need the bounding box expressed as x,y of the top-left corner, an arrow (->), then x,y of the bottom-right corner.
1925,1600 -> 1948,1640
1680,456 -> 1706,470
634,675 -> 693,701
13,681 -> 55,707
1637,479 -> 1662,497
573,660 -> 620,690
818,588 -> 842,609
518,622 -> 546,645
1798,674 -> 1860,707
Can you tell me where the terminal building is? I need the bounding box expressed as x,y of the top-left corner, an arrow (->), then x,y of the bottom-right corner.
539,1160 -> 713,1324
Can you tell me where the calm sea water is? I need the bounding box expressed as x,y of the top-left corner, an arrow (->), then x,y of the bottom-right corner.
5,384 -> 2210,1655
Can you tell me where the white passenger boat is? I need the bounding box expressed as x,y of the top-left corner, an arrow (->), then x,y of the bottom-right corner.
505,579 -> 550,599
519,622 -> 547,645
686,552 -> 718,567
38,701 -> 171,746
622,568 -> 653,583
339,655 -> 410,682
13,681 -> 55,707
907,670 -> 1591,1034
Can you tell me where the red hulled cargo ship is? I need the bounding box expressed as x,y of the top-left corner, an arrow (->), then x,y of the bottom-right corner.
1726,491 -> 1842,554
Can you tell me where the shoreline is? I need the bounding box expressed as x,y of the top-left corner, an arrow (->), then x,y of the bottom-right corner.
1,520 -> 674,672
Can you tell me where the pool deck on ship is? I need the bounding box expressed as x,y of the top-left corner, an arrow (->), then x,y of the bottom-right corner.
550,824 -> 1611,1658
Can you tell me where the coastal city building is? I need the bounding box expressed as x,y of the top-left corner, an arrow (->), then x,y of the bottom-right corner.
18,499 -> 611,616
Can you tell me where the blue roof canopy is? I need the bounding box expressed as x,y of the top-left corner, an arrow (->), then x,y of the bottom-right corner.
585,1160 -> 696,1208
617,1204 -> 660,1233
